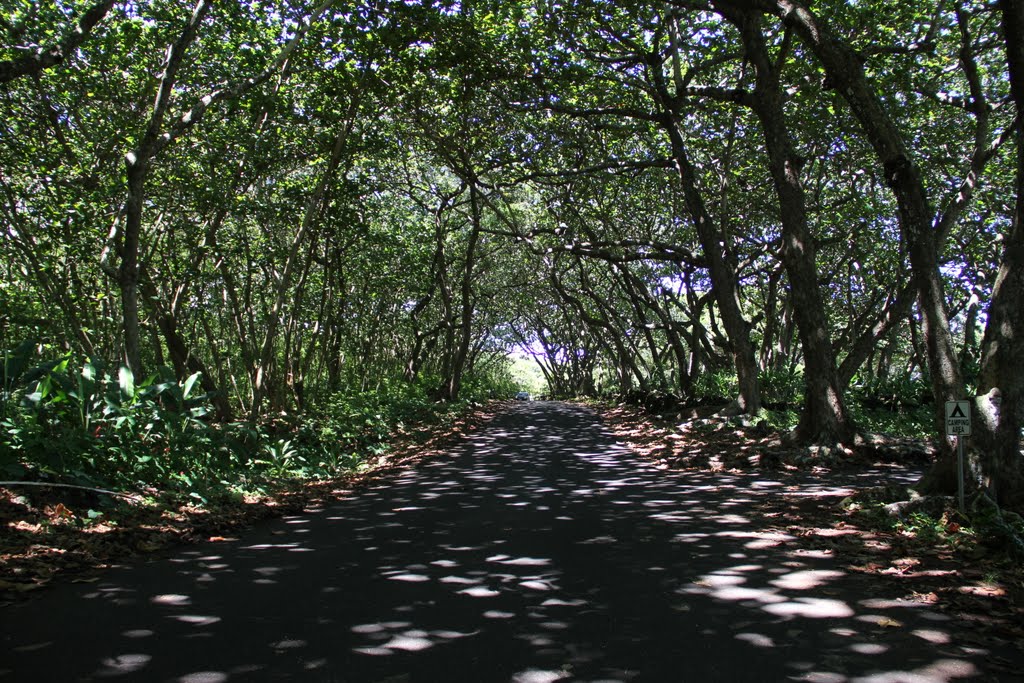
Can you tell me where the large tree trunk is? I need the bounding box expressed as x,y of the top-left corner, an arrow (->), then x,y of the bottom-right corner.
740,0 -> 1022,500
753,0 -> 963,430
725,0 -> 963,489
968,0 -> 1024,505
731,10 -> 854,444
112,0 -> 214,376
645,39 -> 761,412
119,153 -> 147,375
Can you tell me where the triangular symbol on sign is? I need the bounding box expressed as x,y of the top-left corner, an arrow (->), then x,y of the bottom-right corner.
950,404 -> 966,418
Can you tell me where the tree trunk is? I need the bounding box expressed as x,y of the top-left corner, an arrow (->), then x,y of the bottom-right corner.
119,156 -> 147,375
738,0 -> 963,447
837,284 -> 916,388
250,124 -> 351,418
645,41 -> 761,412
140,277 -> 232,421
658,113 -> 761,413
440,183 -> 483,402
967,0 -> 1024,505
731,9 -> 854,444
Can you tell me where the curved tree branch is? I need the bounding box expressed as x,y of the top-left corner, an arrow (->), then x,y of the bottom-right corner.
0,0 -> 115,85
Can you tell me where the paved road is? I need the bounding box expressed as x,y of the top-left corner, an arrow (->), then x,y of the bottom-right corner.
2,402 -> 1019,682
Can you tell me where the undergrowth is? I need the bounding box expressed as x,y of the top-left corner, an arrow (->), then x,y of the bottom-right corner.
1,343 -> 498,505
843,486 -> 1024,563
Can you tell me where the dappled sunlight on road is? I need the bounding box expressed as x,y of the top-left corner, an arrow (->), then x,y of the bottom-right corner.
0,402 -> 1015,682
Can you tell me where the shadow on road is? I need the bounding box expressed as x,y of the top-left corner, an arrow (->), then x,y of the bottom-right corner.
2,402 -> 1017,682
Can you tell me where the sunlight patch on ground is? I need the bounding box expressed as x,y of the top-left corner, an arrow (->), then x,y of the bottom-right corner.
270,639 -> 307,649
843,658 -> 980,682
579,534 -> 618,544
735,632 -> 776,648
911,629 -> 951,644
763,598 -> 854,618
98,654 -> 151,674
717,514 -> 752,524
511,669 -> 571,683
713,530 -> 795,549
351,621 -> 411,634
151,593 -> 191,606
430,559 -> 458,568
849,642 -> 889,654
240,542 -> 308,551
807,527 -> 861,538
519,578 -> 556,591
782,487 -> 857,498
121,629 -> 154,638
439,575 -> 480,585
487,555 -> 552,566
381,634 -> 433,651
174,615 -> 221,626
771,570 -> 845,590
693,574 -> 745,588
351,624 -> 478,657
541,598 -> 587,607
716,586 -> 788,603
384,572 -> 430,582
176,672 -> 228,683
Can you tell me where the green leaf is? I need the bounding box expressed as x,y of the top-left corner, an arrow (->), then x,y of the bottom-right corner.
118,366 -> 135,399
182,372 -> 201,400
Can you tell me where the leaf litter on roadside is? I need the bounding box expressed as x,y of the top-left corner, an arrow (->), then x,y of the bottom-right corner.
595,401 -> 1024,656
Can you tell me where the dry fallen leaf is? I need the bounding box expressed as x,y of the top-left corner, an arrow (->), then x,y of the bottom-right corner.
877,618 -> 903,628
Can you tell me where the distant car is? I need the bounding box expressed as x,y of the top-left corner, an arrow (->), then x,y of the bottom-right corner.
514,391 -> 531,401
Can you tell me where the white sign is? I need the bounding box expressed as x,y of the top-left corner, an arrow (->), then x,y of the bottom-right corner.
945,401 -> 972,436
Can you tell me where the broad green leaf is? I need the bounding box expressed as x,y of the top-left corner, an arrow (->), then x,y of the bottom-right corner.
118,366 -> 135,399
182,372 -> 202,400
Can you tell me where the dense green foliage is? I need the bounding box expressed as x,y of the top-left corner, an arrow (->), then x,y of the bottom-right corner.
1,342 -> 508,496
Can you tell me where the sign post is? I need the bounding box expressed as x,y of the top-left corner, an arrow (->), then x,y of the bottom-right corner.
944,401 -> 971,512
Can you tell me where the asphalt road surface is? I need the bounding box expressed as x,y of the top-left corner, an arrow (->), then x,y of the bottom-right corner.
2,402 -> 1020,682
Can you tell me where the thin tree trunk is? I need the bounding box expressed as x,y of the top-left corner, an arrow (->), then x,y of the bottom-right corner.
140,277 -> 232,420
441,183 -> 483,402
657,115 -> 761,412
250,122 -> 352,418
